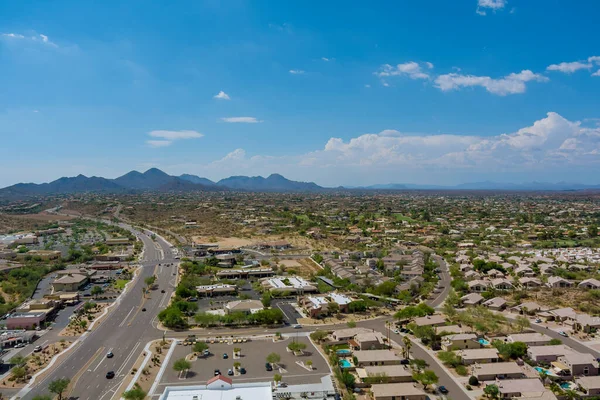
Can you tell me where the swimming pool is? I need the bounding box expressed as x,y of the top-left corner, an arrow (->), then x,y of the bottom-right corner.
534,366 -> 557,377
478,338 -> 490,346
339,360 -> 352,368
337,349 -> 352,356
560,382 -> 573,390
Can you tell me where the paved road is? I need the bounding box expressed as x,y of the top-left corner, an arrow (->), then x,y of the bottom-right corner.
17,225 -> 177,400
427,255 -> 451,308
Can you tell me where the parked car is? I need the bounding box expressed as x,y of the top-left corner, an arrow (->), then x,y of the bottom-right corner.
14,343 -> 26,348
228,369 -> 234,376
438,386 -> 449,394
222,353 -> 228,359
266,363 -> 273,371
142,308 -> 146,312
240,367 -> 246,375
293,324 -> 302,329
214,369 -> 221,376
400,359 -> 410,365
535,318 -> 542,323
558,331 -> 568,337
106,371 -> 115,379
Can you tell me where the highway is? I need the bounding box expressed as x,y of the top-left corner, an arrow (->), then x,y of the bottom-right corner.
17,225 -> 177,400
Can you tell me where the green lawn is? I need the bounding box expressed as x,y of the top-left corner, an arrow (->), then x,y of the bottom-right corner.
114,279 -> 129,290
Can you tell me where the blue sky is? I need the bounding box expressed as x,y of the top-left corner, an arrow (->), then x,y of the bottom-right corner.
1,0 -> 599,187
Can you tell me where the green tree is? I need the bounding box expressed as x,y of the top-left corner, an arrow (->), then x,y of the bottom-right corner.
158,306 -> 187,329
193,341 -> 209,354
413,370 -> 438,390
32,396 -> 52,400
261,292 -> 272,307
288,342 -> 307,353
273,373 -> 282,383
402,336 -> 412,360
484,384 -> 500,399
266,352 -> 281,366
91,285 -> 103,299
513,316 -> 530,332
437,351 -> 460,367
11,366 -> 27,382
310,330 -> 328,342
144,275 -> 157,290
341,371 -> 356,389
588,225 -> 598,238
410,358 -> 428,371
123,383 -> 147,400
173,358 -> 191,374
328,302 -> 340,315
346,321 -> 357,328
49,377 -> 70,400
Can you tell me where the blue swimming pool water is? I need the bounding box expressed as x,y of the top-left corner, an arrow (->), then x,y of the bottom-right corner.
478,338 -> 490,346
337,349 -> 352,356
535,366 -> 557,377
339,360 -> 352,368
560,382 -> 572,389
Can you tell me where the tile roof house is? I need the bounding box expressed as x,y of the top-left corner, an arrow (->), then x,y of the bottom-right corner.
442,333 -> 481,351
549,307 -> 577,322
519,277 -> 542,288
557,352 -> 599,377
512,302 -> 543,315
482,297 -> 507,311
370,383 -> 428,400
491,278 -> 514,290
493,379 -> 552,399
526,345 -> 573,363
354,350 -> 402,367
412,314 -> 446,327
468,280 -> 490,292
472,361 -> 526,381
331,327 -> 373,342
508,332 -> 552,346
457,348 -> 501,365
574,314 -> 600,333
461,293 -> 485,306
579,278 -> 600,290
575,376 -> 600,397
354,332 -> 387,350
356,365 -> 413,384
546,276 -> 573,288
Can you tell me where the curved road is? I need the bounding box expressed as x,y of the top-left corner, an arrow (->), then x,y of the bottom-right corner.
17,224 -> 177,400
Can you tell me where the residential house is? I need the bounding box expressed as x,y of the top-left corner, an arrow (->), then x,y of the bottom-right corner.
491,278 -> 514,290
331,327 -> 373,342
546,276 -> 573,289
464,270 -> 481,281
442,334 -> 481,351
353,332 -> 387,350
412,314 -> 446,328
472,362 -> 526,381
494,379 -> 554,399
354,350 -> 402,367
457,348 -> 501,365
483,297 -> 507,311
468,280 -> 490,292
461,293 -> 484,306
574,314 -> 600,334
549,307 -> 577,323
356,365 -> 413,384
575,376 -> 600,397
486,269 -> 505,279
508,332 -> 552,346
370,383 -> 428,400
557,352 -> 599,376
519,277 -> 542,288
526,345 -> 573,363
579,279 -> 600,290
515,266 -> 535,277
512,302 -> 543,315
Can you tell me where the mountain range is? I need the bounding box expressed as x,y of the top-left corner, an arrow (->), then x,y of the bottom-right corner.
1,169 -> 600,199
0,169 -> 324,198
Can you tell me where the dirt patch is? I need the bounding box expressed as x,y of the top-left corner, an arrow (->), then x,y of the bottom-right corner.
17,212 -> 77,222
297,309 -> 392,326
119,339 -> 173,397
0,341 -> 72,389
507,288 -> 600,315
192,236 -> 254,248
59,303 -> 109,336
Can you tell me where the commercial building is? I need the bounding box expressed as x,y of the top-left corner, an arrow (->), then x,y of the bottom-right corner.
260,276 -> 317,294
159,376 -> 272,400
5,312 -> 47,330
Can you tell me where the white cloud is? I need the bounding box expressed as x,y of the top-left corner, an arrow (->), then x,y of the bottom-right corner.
547,61 -> 592,74
219,149 -> 246,162
148,130 -> 204,140
376,62 -> 432,80
364,84 -> 371,88
146,130 -> 203,148
146,140 -> 172,148
434,69 -> 548,95
589,56 -> 600,64
1,32 -> 57,47
321,57 -> 330,62
289,69 -> 305,74
593,70 -> 600,77
213,91 -> 231,100
221,117 -> 262,123
477,0 -> 507,15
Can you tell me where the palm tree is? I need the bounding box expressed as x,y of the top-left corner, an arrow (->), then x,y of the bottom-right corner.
402,336 -> 412,360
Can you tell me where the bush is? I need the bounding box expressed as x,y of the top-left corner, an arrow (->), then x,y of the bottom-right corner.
468,375 -> 479,386
456,365 -> 468,376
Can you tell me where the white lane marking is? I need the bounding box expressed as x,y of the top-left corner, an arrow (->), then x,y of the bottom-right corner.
116,341 -> 141,376
119,307 -> 135,328
93,347 -> 112,372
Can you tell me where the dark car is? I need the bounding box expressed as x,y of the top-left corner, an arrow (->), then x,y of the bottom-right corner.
223,353 -> 228,359
400,359 -> 410,365
214,369 -> 221,376
161,289 -> 166,293
240,367 -> 246,375
106,371 -> 115,379
142,308 -> 146,312
106,351 -> 114,358
265,363 -> 273,371
438,386 -> 449,394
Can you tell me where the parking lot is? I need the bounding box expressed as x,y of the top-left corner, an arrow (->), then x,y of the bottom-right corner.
157,336 -> 329,390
